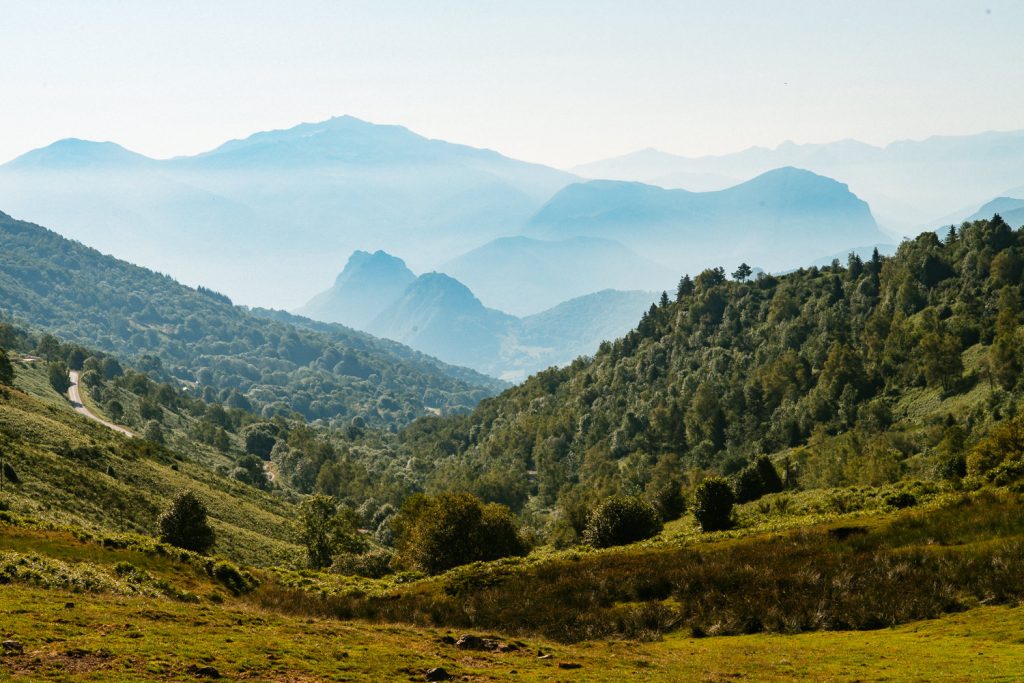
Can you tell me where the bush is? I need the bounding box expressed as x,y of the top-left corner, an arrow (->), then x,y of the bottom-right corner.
232,454 -> 269,489
755,456 -> 784,494
734,456 -> 784,504
2,461 -> 19,485
583,496 -> 663,548
394,492 -> 528,574
158,490 -> 216,553
694,477 -> 734,532
331,549 -> 395,578
645,479 -> 686,521
212,560 -> 255,595
939,452 -> 967,480
967,415 -> 1024,478
734,465 -> 764,504
885,492 -> 917,509
143,420 -> 165,444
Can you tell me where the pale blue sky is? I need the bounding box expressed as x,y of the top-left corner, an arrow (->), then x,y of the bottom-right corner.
2,1 -> 1022,167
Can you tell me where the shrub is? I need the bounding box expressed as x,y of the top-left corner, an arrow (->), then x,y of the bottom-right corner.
734,456 -> 784,504
2,461 -> 19,485
143,420 -> 165,444
755,456 -> 784,494
105,400 -> 124,422
967,415 -> 1024,478
734,465 -> 764,504
212,560 -> 255,595
694,477 -> 734,532
583,496 -> 663,548
232,454 -> 269,489
394,492 -> 528,574
645,479 -> 686,522
939,452 -> 967,480
158,490 -> 216,553
885,492 -> 917,509
332,549 -> 395,578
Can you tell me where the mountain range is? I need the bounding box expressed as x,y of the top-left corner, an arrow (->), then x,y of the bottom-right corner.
441,235 -> 674,316
298,250 -> 658,380
0,116 -> 575,309
527,167 -> 888,276
1,115 -> 984,319
573,130 -> 1024,232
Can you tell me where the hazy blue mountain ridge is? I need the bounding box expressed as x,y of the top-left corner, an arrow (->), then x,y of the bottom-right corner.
573,130 -> 1024,231
0,116 -> 577,309
527,167 -> 886,275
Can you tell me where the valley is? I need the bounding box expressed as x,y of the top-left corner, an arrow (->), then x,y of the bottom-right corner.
4,10 -> 1024,676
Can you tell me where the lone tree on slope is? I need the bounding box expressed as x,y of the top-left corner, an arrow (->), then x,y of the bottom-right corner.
158,490 -> 216,553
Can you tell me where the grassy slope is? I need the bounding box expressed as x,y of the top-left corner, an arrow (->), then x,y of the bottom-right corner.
1,524 -> 1022,681
2,364 -> 301,567
2,585 -> 1020,682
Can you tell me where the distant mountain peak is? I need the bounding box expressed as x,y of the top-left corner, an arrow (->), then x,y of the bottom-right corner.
297,249 -> 416,329
336,249 -> 411,284
4,138 -> 153,169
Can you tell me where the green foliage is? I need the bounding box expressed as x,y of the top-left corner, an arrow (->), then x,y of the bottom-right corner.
694,477 -> 735,532
48,360 -> 70,394
243,423 -> 277,459
645,477 -> 686,522
583,495 -> 663,548
143,420 -> 165,444
968,413 -> 1024,484
306,491 -> 1024,643
734,456 -> 784,504
331,548 -> 395,578
0,349 -> 13,385
885,491 -> 917,509
393,492 -> 528,574
380,217 -> 1024,538
158,490 -> 216,553
299,494 -> 367,569
232,454 -> 269,489
0,211 -> 503,429
210,559 -> 257,595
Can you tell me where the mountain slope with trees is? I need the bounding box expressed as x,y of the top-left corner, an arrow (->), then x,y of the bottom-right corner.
382,215 -> 1024,540
0,211 -> 501,428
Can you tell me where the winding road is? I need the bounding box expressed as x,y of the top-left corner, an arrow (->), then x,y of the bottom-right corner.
67,370 -> 135,437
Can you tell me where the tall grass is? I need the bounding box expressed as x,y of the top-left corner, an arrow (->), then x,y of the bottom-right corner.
255,490 -> 1024,642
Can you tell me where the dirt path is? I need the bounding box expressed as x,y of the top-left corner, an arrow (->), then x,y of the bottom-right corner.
67,370 -> 135,437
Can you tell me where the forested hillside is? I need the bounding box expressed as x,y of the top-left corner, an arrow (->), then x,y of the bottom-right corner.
0,211 -> 502,427
358,216 -> 1024,540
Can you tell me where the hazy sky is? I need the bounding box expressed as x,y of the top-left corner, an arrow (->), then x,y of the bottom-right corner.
3,1 -> 1023,168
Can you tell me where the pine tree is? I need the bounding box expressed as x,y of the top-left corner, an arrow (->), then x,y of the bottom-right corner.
732,263 -> 753,282
676,274 -> 694,300
158,491 -> 215,553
